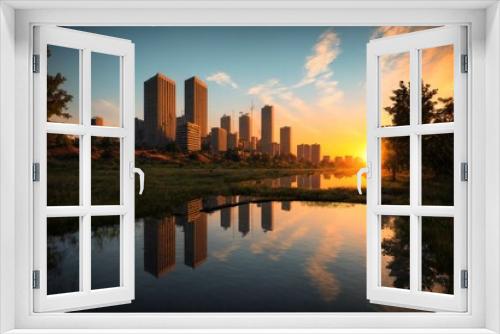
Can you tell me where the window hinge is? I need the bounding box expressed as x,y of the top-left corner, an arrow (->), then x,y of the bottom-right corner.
461,162 -> 468,182
32,270 -> 40,289
32,162 -> 40,182
461,269 -> 468,289
32,54 -> 40,73
461,54 -> 468,73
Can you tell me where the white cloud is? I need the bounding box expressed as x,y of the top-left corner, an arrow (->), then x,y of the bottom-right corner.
207,71 -> 238,88
296,29 -> 341,88
371,26 -> 435,39
91,99 -> 120,126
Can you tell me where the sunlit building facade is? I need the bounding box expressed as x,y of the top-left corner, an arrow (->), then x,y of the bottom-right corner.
185,76 -> 208,137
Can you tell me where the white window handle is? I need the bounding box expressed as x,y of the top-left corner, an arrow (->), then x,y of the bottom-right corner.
130,162 -> 145,195
356,163 -> 371,195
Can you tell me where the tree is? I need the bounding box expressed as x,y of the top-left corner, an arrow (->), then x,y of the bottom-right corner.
47,48 -> 74,121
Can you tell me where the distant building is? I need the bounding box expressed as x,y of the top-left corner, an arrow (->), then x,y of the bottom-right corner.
261,105 -> 274,154
261,202 -> 274,232
185,76 -> 208,137
176,121 -> 201,152
311,144 -> 321,165
144,73 -> 176,146
323,155 -> 331,164
334,156 -> 343,165
210,127 -> 227,153
135,118 -> 145,147
239,113 -> 252,149
250,137 -> 258,151
220,114 -> 231,134
280,126 -> 292,156
228,132 -> 239,150
271,142 -> 280,157
144,216 -> 176,278
91,116 -> 104,126
297,144 -> 305,161
303,144 -> 311,162
281,201 -> 292,211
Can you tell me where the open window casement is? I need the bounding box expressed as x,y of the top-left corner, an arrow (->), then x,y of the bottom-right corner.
365,26 -> 467,312
33,26 -> 139,312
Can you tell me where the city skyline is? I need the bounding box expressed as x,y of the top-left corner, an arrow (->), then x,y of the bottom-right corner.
59,26 -> 440,159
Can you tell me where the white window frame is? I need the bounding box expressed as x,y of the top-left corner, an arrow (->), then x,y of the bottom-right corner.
0,1 -> 499,333
32,26 -> 136,312
366,26 -> 468,312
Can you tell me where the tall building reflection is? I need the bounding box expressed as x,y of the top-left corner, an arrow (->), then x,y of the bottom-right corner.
311,174 -> 321,190
143,216 -> 176,278
238,202 -> 250,237
221,206 -> 232,230
175,199 -> 208,269
281,201 -> 291,211
261,202 -> 274,232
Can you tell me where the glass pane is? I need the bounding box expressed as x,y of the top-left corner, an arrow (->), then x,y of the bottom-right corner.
47,45 -> 80,124
47,217 -> 79,295
91,216 -> 120,289
144,216 -> 176,278
381,137 -> 410,205
379,52 -> 410,127
47,134 -> 79,206
421,45 -> 454,124
380,215 -> 410,289
91,137 -> 120,205
91,52 -> 121,127
422,217 -> 454,294
422,134 -> 454,206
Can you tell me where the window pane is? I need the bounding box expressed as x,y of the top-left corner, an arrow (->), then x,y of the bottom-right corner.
47,217 -> 79,295
91,137 -> 120,205
91,52 -> 121,127
422,134 -> 454,206
422,217 -> 454,294
380,215 -> 410,289
47,45 -> 80,124
47,134 -> 80,206
91,216 -> 120,289
421,45 -> 454,124
381,137 -> 410,205
379,52 -> 410,127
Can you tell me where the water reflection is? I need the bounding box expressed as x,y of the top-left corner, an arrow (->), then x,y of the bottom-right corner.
54,200 -> 412,312
253,171 -> 364,190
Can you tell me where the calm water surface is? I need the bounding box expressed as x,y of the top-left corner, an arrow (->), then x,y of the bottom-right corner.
46,198 -> 411,312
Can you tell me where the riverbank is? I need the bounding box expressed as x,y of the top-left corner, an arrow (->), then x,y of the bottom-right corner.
135,161 -> 364,217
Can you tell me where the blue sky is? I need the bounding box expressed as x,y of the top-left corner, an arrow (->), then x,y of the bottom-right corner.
50,26 -> 420,157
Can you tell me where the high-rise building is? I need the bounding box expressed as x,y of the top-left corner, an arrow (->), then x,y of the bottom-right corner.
271,142 -> 280,156
239,113 -> 252,148
261,105 -> 274,154
280,126 -> 292,156
261,202 -> 274,232
210,127 -> 227,153
144,73 -> 176,146
228,132 -> 239,150
220,114 -> 231,134
185,76 -> 208,137
311,144 -> 321,165
297,144 -> 305,161
303,144 -> 311,162
250,137 -> 258,151
176,121 -> 201,152
144,216 -> 176,278
323,155 -> 331,164
135,117 -> 145,147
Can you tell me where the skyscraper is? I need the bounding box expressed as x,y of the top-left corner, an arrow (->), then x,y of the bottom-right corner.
303,144 -> 311,162
220,114 -> 231,134
261,105 -> 274,154
280,126 -> 292,156
210,127 -> 227,153
239,113 -> 252,147
144,73 -> 176,146
176,121 -> 201,152
185,76 -> 208,137
311,144 -> 321,165
297,144 -> 305,160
